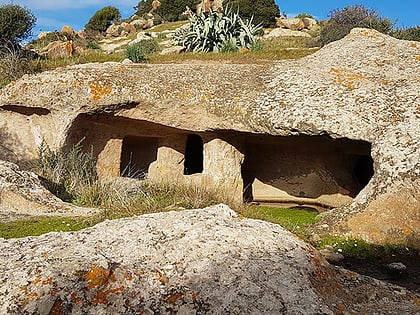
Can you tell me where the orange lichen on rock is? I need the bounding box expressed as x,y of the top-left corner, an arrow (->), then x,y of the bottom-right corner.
88,81 -> 112,101
85,264 -> 112,289
167,293 -> 183,305
416,55 -> 420,61
330,67 -> 365,90
91,287 -> 124,305
402,229 -> 413,235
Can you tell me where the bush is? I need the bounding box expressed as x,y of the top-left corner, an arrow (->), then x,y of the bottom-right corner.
0,4 -> 36,45
33,140 -> 97,202
135,0 -> 197,22
85,6 -> 121,33
391,26 -> 420,42
0,43 -> 40,88
320,5 -> 394,45
173,8 -> 262,53
125,39 -> 158,62
225,0 -> 280,28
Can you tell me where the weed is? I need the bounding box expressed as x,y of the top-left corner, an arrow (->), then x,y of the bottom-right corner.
33,140 -> 97,202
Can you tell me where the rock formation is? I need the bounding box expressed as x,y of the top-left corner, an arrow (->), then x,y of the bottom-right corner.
0,204 -> 418,314
0,28 -> 419,248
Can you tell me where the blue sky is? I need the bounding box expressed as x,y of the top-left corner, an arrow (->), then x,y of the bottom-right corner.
0,0 -> 418,38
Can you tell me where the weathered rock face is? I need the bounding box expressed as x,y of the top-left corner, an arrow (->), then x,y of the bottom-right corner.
0,28 -> 419,247
0,205 -> 418,314
0,160 -> 96,217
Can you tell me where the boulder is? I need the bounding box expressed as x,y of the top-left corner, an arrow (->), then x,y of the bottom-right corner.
264,28 -> 312,38
130,18 -> 148,30
106,24 -> 123,37
302,17 -> 319,30
0,160 -> 95,216
61,25 -> 75,35
43,40 -> 73,58
0,204 -> 418,314
160,45 -> 185,55
121,22 -> 137,34
276,17 -> 305,30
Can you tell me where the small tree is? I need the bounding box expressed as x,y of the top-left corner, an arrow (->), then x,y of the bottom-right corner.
85,6 -> 121,33
0,4 -> 36,45
225,0 -> 280,28
320,5 -> 393,45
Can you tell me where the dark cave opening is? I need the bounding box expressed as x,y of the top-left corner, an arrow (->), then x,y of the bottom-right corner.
120,135 -> 158,179
184,134 -> 204,175
241,136 -> 374,207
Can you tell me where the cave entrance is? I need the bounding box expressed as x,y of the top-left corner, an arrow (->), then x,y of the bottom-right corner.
241,136 -> 374,209
184,134 -> 203,175
120,135 -> 158,179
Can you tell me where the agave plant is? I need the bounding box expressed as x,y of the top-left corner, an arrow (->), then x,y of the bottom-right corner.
173,8 -> 262,53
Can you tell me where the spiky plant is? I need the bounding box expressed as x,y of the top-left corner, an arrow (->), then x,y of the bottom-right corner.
173,8 -> 262,53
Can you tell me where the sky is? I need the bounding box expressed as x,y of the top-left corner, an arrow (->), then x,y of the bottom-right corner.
0,0 -> 418,38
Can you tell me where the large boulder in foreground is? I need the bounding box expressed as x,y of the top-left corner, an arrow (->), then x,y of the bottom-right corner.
0,204 -> 418,314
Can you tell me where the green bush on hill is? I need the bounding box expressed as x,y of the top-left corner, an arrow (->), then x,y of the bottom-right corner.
225,0 -> 280,28
135,0 -> 197,22
85,6 -> 121,33
391,26 -> 420,42
320,4 -> 393,45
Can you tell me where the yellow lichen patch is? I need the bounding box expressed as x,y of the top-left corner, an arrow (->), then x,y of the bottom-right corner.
402,229 -> 413,235
85,264 -> 111,289
409,43 -> 417,48
88,81 -> 112,101
330,67 -> 365,90
117,66 -> 126,72
416,55 -> 420,61
372,227 -> 379,233
361,30 -> 377,39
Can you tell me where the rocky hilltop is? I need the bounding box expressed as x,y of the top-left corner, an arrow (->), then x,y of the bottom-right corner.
0,204 -> 418,314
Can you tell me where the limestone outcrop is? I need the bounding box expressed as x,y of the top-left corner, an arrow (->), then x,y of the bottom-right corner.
0,204 -> 418,314
0,160 -> 96,218
0,28 -> 419,247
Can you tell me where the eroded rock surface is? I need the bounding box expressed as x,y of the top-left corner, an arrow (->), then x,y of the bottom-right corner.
0,160 -> 96,218
0,205 -> 418,314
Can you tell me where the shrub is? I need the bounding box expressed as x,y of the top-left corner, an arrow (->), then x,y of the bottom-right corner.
225,0 -> 280,28
391,26 -> 420,42
0,4 -> 36,46
135,0 -> 197,22
173,8 -> 262,53
85,6 -> 121,33
0,43 -> 40,88
320,5 -> 394,45
125,39 -> 158,62
296,13 -> 314,20
33,140 -> 97,202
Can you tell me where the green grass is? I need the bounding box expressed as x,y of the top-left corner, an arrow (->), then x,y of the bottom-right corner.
0,216 -> 98,239
241,205 -> 320,238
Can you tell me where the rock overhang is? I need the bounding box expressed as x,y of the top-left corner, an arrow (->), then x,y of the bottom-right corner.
0,28 -> 419,247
